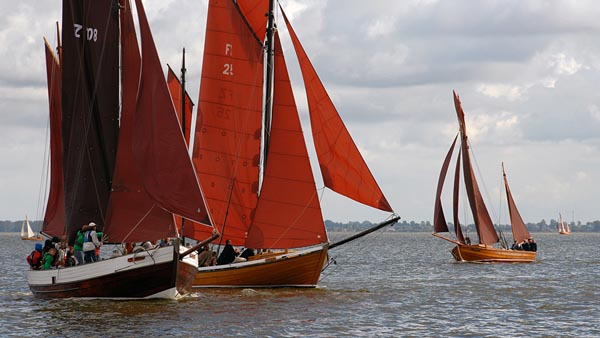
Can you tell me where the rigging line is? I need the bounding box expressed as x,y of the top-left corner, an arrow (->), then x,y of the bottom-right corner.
37,114 -> 52,223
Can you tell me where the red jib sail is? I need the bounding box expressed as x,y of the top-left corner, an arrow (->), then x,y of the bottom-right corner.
433,135 -> 458,234
246,32 -> 326,249
281,7 -> 393,213
132,0 -> 211,226
103,0 -> 179,243
42,38 -> 65,238
192,0 -> 264,245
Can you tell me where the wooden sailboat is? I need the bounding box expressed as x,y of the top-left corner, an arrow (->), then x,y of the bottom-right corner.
21,216 -> 42,241
28,0 -> 217,299
188,0 -> 399,288
557,213 -> 571,235
433,91 -> 536,263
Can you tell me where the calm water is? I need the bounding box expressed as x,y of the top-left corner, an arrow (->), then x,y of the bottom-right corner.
1,231 -> 599,337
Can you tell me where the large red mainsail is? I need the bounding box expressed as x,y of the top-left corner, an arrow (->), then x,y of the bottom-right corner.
281,8 -> 392,213
453,91 -> 498,245
246,32 -> 326,249
42,38 -> 65,237
192,0 -> 264,245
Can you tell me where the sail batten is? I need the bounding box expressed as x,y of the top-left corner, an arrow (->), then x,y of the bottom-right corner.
280,7 -> 393,213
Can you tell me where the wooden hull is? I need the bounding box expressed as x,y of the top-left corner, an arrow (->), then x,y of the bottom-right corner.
28,246 -> 197,299
21,236 -> 43,241
559,231 -> 570,235
193,244 -> 329,288
451,244 -> 536,263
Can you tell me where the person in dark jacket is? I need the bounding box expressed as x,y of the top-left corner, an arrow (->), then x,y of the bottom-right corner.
216,240 -> 238,265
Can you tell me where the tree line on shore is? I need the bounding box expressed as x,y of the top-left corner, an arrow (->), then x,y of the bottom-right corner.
2,219 -> 600,233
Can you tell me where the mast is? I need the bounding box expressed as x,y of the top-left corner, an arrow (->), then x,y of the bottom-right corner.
181,47 -> 186,246
262,0 -> 275,161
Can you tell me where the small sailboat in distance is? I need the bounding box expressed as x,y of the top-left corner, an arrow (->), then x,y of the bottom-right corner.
558,213 -> 571,235
21,216 -> 42,241
432,91 -> 537,263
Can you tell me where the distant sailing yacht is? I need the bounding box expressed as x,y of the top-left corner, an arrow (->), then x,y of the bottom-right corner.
557,213 -> 571,235
20,216 -> 42,241
432,91 -> 536,263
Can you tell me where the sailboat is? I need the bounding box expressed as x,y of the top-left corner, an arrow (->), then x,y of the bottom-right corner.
28,0 -> 217,299
557,213 -> 571,235
432,91 -> 536,263
187,0 -> 399,288
21,216 -> 42,241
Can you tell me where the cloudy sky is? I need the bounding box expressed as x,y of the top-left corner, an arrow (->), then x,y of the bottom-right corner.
2,0 -> 600,226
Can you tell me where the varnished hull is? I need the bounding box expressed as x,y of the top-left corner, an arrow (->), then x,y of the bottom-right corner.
28,246 -> 197,299
193,244 -> 329,288
559,231 -> 570,235
451,244 -> 536,263
21,236 -> 43,241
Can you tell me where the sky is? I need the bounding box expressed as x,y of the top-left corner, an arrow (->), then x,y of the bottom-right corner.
1,0 -> 600,225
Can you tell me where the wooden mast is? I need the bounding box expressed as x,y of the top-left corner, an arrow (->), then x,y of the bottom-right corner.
262,0 -> 275,161
180,47 -> 186,246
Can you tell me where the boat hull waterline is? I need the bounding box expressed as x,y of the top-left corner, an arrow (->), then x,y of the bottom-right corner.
193,244 -> 329,288
28,246 -> 197,299
451,244 -> 536,263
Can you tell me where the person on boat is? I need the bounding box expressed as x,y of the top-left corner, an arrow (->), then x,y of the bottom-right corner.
464,237 -> 471,245
527,238 -> 537,252
83,222 -> 102,263
65,249 -> 78,267
239,247 -> 255,260
521,240 -> 530,251
26,243 -> 43,270
217,239 -> 239,265
41,247 -> 57,270
73,224 -> 89,264
197,246 -> 212,267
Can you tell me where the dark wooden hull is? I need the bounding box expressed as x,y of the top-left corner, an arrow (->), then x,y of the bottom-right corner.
451,244 -> 536,263
193,244 -> 329,288
28,246 -> 197,299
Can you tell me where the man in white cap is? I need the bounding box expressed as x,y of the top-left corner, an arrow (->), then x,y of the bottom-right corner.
82,222 -> 102,263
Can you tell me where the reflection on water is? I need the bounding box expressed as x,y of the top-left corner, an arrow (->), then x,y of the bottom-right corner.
2,232 -> 600,337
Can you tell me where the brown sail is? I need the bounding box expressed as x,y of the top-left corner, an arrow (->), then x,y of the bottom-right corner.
452,148 -> 466,244
42,38 -> 65,238
61,0 -> 120,240
453,91 -> 498,245
433,135 -> 458,233
502,163 -> 532,243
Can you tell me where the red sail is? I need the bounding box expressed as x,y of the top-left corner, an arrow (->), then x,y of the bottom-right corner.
42,38 -> 65,237
433,135 -> 457,233
246,32 -> 326,249
167,66 -> 194,145
61,0 -> 120,240
103,0 -> 178,243
237,0 -> 269,39
192,0 -> 264,245
453,148 -> 466,244
281,8 -> 393,212
502,163 -> 532,243
453,91 -> 498,245
132,0 -> 211,226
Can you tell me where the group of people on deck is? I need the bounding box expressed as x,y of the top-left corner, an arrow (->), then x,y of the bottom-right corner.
26,221 -> 104,270
197,239 -> 255,267
511,238 -> 537,252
